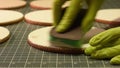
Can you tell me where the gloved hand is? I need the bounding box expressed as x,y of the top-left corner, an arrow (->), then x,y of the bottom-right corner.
53,0 -> 104,34
85,27 -> 120,65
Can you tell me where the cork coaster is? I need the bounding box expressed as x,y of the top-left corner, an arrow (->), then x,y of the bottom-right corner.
28,27 -> 105,54
30,0 -> 70,10
0,10 -> 24,25
24,10 -> 53,26
95,9 -> 120,27
0,0 -> 26,9
0,27 -> 10,43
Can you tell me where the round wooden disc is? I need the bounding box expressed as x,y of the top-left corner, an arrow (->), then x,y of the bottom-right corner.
28,27 -> 84,54
0,27 -> 10,43
0,10 -> 24,25
0,0 -> 26,9
30,0 -> 70,10
28,27 -> 105,54
24,10 -> 53,26
95,9 -> 120,27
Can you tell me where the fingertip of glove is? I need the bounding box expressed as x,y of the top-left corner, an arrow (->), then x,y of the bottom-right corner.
110,56 -> 120,65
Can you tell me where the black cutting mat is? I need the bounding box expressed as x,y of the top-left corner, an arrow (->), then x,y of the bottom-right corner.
0,0 -> 120,68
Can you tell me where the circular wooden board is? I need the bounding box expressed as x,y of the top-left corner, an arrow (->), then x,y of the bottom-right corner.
95,9 -> 120,27
24,10 -> 53,26
0,27 -> 10,43
0,10 -> 24,25
28,27 -> 105,54
30,0 -> 70,10
28,27 -> 84,54
0,0 -> 26,9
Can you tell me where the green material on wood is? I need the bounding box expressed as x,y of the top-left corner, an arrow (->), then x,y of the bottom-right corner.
49,35 -> 83,48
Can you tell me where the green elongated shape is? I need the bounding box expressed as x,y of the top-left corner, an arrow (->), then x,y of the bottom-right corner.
85,44 -> 104,56
91,44 -> 120,59
55,0 -> 82,33
89,27 -> 120,47
81,0 -> 104,33
110,55 -> 120,65
84,45 -> 96,55
53,0 -> 67,26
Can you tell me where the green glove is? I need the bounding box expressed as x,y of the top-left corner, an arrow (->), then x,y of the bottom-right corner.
53,0 -> 83,33
53,0 -> 104,33
110,55 -> 120,65
81,0 -> 104,33
84,27 -> 120,65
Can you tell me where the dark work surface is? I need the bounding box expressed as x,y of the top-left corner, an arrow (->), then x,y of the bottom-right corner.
0,0 -> 120,68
